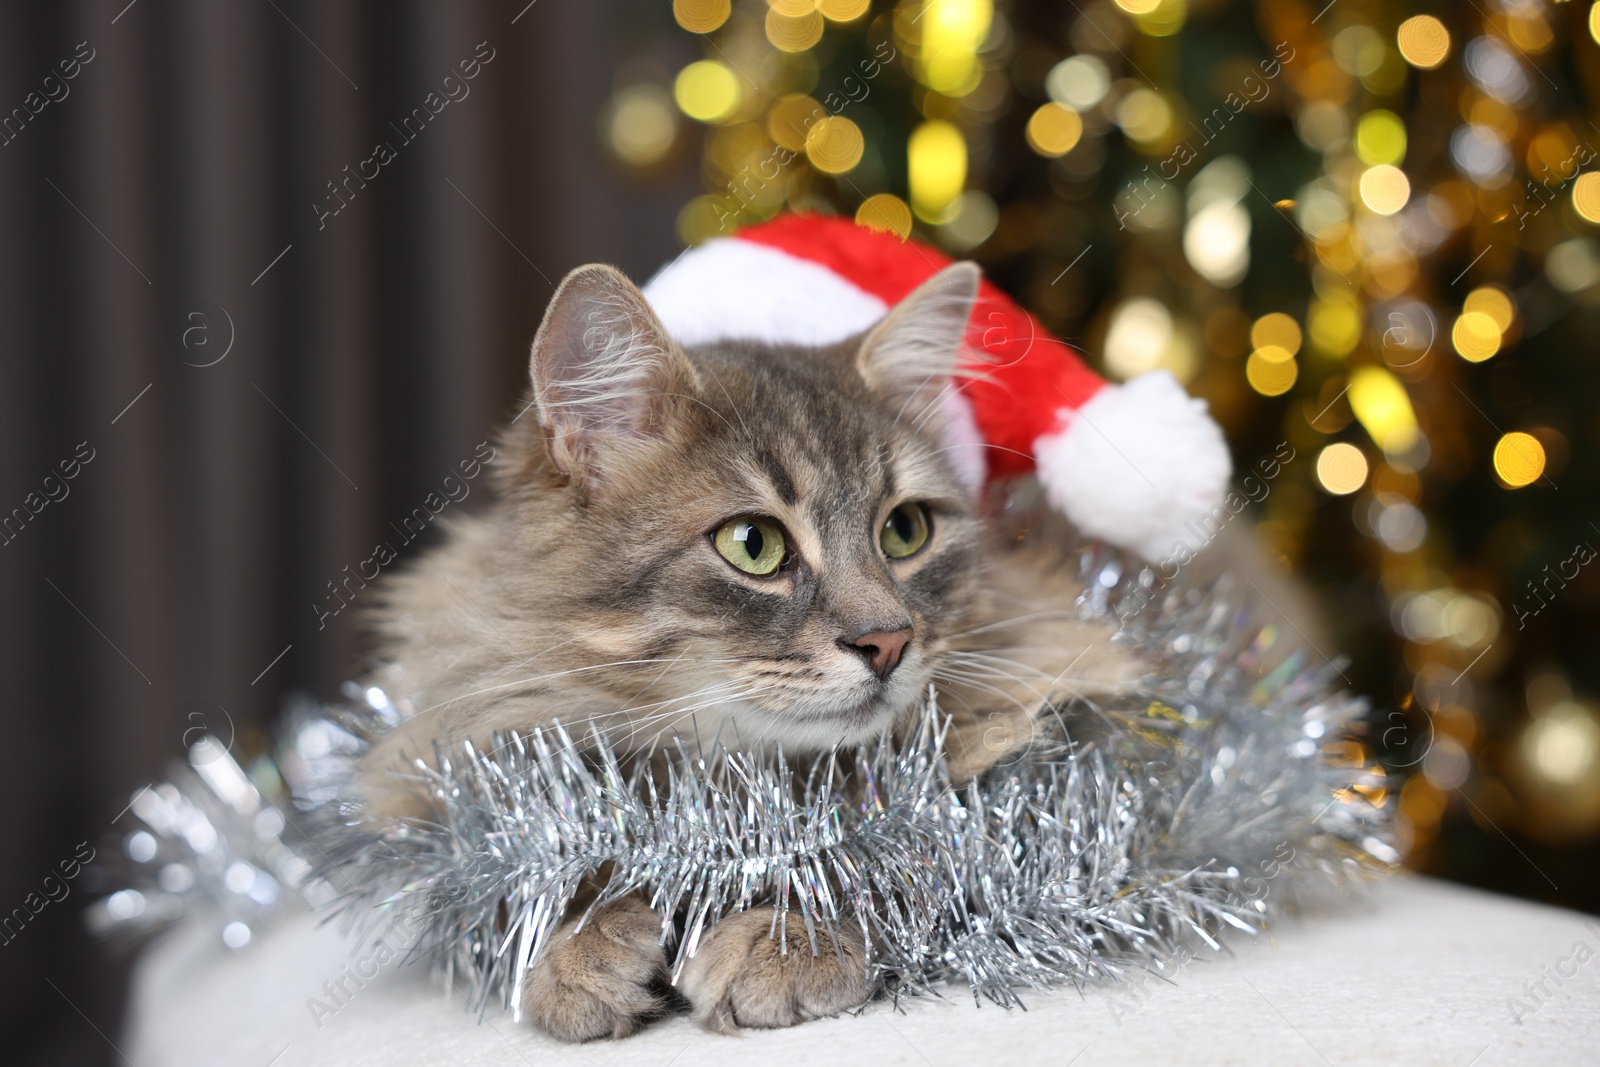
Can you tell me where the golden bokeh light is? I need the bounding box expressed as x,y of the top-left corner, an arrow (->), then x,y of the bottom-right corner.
804,114 -> 864,173
1463,287 -> 1515,333
1592,3 -> 1600,46
1355,110 -> 1407,166
1116,88 -> 1172,144
1522,704 -> 1600,785
1025,103 -> 1083,157
673,61 -> 741,123
817,0 -> 870,20
1309,297 -> 1361,357
1396,15 -> 1450,69
1573,172 -> 1600,223
1246,348 -> 1298,396
1113,0 -> 1160,12
766,7 -> 825,52
1348,365 -> 1419,453
673,0 -> 730,33
1451,311 -> 1502,363
919,0 -> 993,96
705,122 -> 770,176
1251,344 -> 1294,364
908,120 -> 967,222
768,94 -> 822,151
606,85 -> 678,167
1507,13 -> 1554,54
1401,14 -> 1452,68
1358,164 -> 1411,215
1184,201 -> 1250,286
1130,0 -> 1187,37
1250,312 -> 1303,356
676,195 -> 726,246
1316,443 -> 1369,495
855,194 -> 913,239
769,0 -> 818,16
1493,432 -> 1546,488
1529,127 -> 1579,177
1104,298 -> 1174,380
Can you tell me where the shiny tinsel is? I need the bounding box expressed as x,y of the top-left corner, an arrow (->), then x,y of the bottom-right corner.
94,543 -> 1396,1018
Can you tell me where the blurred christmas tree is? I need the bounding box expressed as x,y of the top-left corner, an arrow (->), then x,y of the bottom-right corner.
607,0 -> 1600,912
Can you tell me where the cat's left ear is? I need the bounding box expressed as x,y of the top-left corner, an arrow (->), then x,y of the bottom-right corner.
527,264 -> 692,496
855,262 -> 980,402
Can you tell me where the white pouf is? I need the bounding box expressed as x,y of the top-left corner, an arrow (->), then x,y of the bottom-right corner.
126,876 -> 1599,1066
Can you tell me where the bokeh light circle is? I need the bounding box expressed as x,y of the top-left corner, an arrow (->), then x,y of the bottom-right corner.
1246,349 -> 1299,396
1493,432 -> 1545,488
1463,287 -> 1515,332
1572,172 -> 1600,223
673,0 -> 731,33
1397,15 -> 1450,69
855,194 -> 913,238
1451,311 -> 1502,362
1026,103 -> 1084,157
1316,443 -> 1369,495
766,8 -> 825,52
674,61 -> 741,123
1359,164 -> 1411,215
805,115 -> 864,173
1250,312 -> 1303,356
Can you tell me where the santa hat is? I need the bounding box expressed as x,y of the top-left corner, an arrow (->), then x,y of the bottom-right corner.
641,214 -> 1231,562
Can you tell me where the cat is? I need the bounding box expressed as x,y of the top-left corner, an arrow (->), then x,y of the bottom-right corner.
359,258 -> 1145,1041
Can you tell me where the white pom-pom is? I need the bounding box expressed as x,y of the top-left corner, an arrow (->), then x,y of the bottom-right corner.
1032,370 -> 1232,562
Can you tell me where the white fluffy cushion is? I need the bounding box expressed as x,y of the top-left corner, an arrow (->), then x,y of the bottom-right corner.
125,877 -> 1599,1066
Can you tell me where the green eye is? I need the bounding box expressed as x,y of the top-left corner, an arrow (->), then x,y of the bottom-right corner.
880,502 -> 931,559
714,516 -> 788,576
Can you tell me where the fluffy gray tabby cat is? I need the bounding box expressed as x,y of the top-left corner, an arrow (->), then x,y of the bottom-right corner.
361,260 -> 1143,1041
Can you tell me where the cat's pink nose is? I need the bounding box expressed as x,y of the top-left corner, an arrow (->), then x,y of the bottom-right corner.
847,628 -> 912,680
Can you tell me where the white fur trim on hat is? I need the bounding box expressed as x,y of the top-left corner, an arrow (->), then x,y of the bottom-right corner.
642,238 -> 888,348
1032,370 -> 1232,562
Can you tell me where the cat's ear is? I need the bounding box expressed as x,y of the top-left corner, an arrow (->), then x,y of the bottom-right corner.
528,264 -> 690,492
855,262 -> 980,401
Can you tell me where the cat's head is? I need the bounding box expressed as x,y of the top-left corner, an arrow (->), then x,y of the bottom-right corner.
499,259 -> 984,752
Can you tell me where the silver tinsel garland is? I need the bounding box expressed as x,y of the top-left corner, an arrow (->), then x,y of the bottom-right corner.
93,544 -> 1396,1020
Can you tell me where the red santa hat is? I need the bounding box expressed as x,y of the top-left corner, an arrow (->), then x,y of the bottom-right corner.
641,213 -> 1231,562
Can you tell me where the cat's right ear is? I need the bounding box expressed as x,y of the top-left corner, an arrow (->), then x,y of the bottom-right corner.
527,264 -> 691,497
856,262 -> 980,404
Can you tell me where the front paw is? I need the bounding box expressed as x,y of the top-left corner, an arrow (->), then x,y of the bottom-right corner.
678,908 -> 874,1033
522,896 -> 669,1042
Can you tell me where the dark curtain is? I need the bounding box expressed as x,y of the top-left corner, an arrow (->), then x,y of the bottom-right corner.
0,2 -> 695,1062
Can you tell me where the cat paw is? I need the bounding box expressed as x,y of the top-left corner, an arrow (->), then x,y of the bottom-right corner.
522,896 -> 669,1042
678,908 -> 874,1033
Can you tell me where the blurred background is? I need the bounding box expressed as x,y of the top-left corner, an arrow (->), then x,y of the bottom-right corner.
2,0 -> 1598,1063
